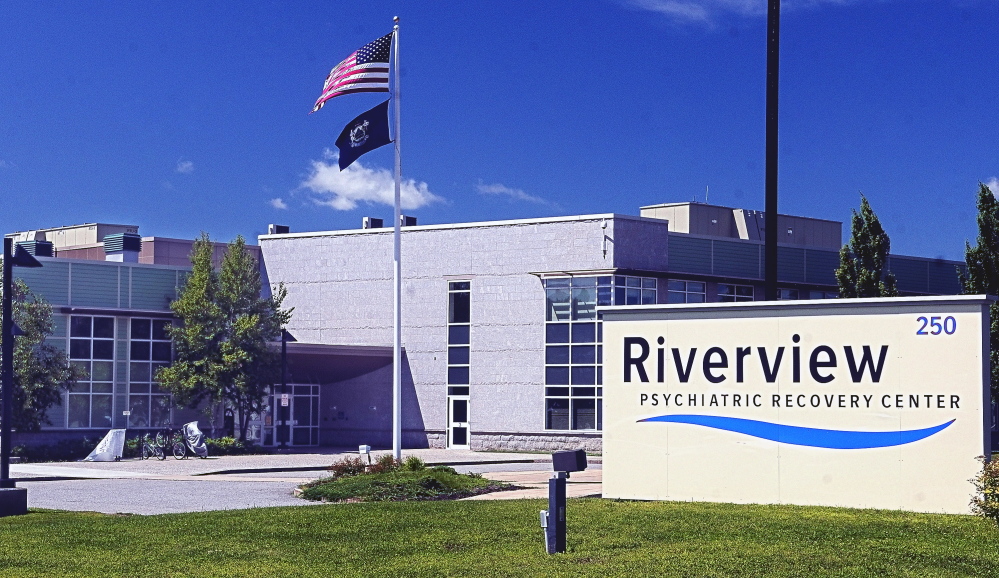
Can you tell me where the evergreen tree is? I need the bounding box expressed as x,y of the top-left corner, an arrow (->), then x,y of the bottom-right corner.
960,183 -> 999,401
157,234 -> 291,441
836,194 -> 898,298
0,277 -> 81,431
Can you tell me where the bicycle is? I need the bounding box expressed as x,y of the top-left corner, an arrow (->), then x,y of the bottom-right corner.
155,424 -> 188,460
169,429 -> 189,460
139,433 -> 165,460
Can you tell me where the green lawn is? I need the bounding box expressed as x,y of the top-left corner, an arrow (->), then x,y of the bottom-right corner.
1,499 -> 997,577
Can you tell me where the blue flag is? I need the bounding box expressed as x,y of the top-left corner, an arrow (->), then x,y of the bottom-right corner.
335,100 -> 392,170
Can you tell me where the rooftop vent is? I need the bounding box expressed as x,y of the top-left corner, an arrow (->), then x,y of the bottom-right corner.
15,240 -> 53,258
103,233 -> 141,263
362,217 -> 383,229
401,215 -> 417,227
268,224 -> 290,235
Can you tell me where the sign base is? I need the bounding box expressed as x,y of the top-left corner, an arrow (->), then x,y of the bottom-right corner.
0,487 -> 27,517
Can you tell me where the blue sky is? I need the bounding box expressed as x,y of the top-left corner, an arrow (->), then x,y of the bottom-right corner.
1,1 -> 996,260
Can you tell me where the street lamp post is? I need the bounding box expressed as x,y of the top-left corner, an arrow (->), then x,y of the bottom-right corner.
278,329 -> 295,449
1,238 -> 42,516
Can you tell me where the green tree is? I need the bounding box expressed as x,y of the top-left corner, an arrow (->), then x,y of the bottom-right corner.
0,278 -> 80,431
836,194 -> 898,298
960,183 -> 999,401
156,234 -> 292,441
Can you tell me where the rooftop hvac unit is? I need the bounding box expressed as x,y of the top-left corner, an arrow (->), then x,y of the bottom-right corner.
268,224 -> 290,235
362,217 -> 384,229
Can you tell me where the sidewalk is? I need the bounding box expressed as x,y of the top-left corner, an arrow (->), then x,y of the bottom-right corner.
10,448 -> 602,513
10,447 -> 579,479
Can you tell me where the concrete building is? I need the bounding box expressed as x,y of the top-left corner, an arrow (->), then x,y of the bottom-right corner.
5,224 -> 270,445
258,201 -> 967,452
10,206 -> 983,452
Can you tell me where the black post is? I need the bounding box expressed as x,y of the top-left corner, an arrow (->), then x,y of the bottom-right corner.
279,329 -> 288,448
1,238 -> 12,488
546,472 -> 567,554
764,0 -> 780,301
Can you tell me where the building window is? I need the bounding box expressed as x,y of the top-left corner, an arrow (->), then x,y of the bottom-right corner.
718,284 -> 754,302
667,280 -> 706,303
128,318 -> 173,428
613,275 -> 657,306
447,281 -> 471,448
808,290 -> 839,299
544,275 -> 657,431
778,288 -> 800,300
68,316 -> 115,428
447,282 -> 471,385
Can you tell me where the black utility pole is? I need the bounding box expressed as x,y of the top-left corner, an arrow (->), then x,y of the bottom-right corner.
1,239 -> 14,488
764,0 -> 780,300
1,239 -> 41,491
279,329 -> 289,449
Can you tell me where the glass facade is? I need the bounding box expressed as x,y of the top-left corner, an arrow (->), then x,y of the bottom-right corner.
127,318 -> 173,428
544,275 -> 657,431
667,280 -> 706,303
67,316 -> 115,428
778,288 -> 800,300
447,281 -> 471,386
718,283 -> 754,302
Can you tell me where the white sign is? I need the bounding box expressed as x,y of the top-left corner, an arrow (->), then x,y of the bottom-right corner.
602,296 -> 992,514
280,393 -> 290,407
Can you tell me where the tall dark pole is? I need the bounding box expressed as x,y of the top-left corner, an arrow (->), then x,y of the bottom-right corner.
279,329 -> 288,449
1,238 -> 14,488
764,0 -> 780,301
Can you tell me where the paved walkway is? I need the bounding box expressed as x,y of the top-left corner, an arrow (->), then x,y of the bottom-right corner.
9,448 -> 602,514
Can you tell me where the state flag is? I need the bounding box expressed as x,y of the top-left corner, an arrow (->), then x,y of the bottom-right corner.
335,100 -> 392,170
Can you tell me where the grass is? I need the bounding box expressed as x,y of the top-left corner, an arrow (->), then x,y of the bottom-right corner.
298,466 -> 511,502
1,499 -> 998,577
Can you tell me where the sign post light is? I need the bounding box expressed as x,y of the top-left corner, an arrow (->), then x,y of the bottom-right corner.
540,449 -> 587,554
0,238 -> 42,517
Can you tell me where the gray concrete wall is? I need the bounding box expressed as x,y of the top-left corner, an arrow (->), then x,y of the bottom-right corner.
261,215 -> 670,451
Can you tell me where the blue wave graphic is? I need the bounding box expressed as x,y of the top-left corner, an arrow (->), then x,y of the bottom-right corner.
638,414 -> 955,449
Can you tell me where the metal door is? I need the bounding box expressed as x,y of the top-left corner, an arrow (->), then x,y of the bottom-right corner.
447,395 -> 470,449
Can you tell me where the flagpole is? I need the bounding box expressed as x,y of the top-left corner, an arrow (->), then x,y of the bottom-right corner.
391,16 -> 403,461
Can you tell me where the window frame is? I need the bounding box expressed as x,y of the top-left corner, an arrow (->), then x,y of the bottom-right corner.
718,283 -> 755,302
544,275 -> 656,431
127,317 -> 174,428
67,315 -> 116,429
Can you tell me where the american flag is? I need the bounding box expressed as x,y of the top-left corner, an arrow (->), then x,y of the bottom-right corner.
311,32 -> 393,113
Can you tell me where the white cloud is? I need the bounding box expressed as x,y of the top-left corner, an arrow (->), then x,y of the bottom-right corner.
175,159 -> 194,174
622,0 -> 860,25
269,198 -> 289,210
299,150 -> 443,211
476,181 -> 549,204
0,159 -> 16,169
986,178 -> 999,196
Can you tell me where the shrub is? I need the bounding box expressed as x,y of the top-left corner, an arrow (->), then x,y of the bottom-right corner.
11,438 -> 98,462
299,468 -> 511,502
123,436 -> 142,459
402,455 -> 425,471
204,437 -> 264,456
366,453 -> 399,474
327,456 -> 368,480
970,455 -> 999,527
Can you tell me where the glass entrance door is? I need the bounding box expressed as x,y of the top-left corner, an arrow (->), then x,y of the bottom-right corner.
447,395 -> 470,449
261,384 -> 319,446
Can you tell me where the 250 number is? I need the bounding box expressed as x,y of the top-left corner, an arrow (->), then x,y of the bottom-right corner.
916,316 -> 956,335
